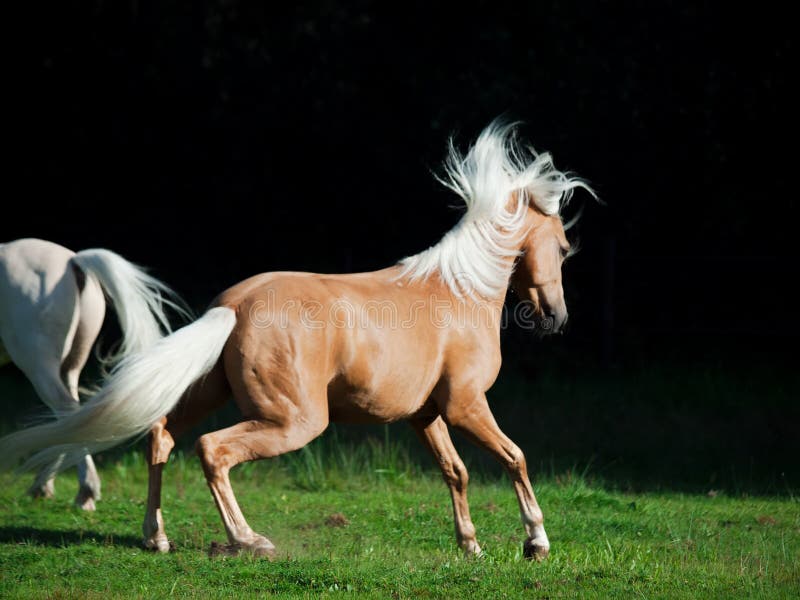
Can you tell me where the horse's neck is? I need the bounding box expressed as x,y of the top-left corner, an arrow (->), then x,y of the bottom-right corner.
485,249 -> 520,306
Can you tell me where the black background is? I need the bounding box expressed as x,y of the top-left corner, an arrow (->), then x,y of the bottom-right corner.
3,1 -> 797,489
6,1 -> 796,350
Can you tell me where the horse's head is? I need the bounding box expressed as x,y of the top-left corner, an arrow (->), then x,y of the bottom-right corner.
510,206 -> 571,334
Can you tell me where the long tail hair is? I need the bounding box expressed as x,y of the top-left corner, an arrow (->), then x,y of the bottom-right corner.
0,307 -> 237,474
70,249 -> 191,366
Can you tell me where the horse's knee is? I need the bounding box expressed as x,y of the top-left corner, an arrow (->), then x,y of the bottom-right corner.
504,444 -> 527,475
448,460 -> 470,491
455,460 -> 469,487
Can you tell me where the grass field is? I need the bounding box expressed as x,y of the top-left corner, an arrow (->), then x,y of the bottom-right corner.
0,443 -> 798,599
1,340 -> 798,597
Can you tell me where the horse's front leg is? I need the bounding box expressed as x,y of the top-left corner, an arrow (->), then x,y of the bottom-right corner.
411,416 -> 481,556
443,392 -> 550,560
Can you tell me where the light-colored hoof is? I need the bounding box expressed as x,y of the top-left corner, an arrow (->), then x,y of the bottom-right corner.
209,537 -> 276,559
523,538 -> 550,561
29,482 -> 55,500
247,541 -> 276,559
461,540 -> 483,557
144,537 -> 173,553
74,488 -> 97,511
241,534 -> 276,558
76,497 -> 97,511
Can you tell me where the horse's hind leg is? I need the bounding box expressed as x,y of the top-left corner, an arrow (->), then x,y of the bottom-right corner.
411,416 -> 481,555
18,354 -> 94,505
6,309 -> 80,500
197,324 -> 330,556
142,362 -> 230,552
143,418 -> 175,553
25,364 -> 79,500
443,392 -> 550,561
59,278 -> 105,510
195,409 -> 328,556
28,454 -> 58,499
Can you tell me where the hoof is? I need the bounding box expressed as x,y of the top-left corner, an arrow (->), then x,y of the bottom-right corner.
523,538 -> 550,561
461,540 -> 483,557
144,537 -> 174,553
209,539 -> 276,559
248,542 -> 276,559
75,496 -> 97,511
74,487 -> 98,511
29,482 -> 55,500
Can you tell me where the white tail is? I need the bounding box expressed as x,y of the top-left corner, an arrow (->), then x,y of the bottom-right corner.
71,249 -> 192,365
0,307 -> 237,475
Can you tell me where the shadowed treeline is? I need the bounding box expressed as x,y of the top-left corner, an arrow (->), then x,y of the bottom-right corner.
4,2 -> 795,347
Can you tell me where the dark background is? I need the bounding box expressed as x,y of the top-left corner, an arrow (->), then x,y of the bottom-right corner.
3,1 -> 797,492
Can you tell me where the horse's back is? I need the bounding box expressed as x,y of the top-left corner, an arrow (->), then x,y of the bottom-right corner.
0,238 -> 76,294
213,267 -> 409,307
212,270 -> 324,308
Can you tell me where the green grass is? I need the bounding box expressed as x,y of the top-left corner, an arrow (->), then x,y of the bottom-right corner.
1,446 -> 798,599
1,351 -> 797,597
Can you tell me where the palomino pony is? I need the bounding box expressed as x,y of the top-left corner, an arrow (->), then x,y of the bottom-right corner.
0,239 -> 186,509
0,122 -> 593,558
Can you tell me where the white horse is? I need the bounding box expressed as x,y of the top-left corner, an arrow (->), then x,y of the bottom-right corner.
0,238 -> 186,509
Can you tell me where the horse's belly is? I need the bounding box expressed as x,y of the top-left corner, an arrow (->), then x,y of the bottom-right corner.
326,325 -> 444,424
327,380 -> 433,424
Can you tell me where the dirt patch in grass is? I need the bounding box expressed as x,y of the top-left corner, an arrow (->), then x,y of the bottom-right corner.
325,513 -> 350,527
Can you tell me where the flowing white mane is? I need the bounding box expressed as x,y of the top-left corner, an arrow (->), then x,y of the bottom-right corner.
398,121 -> 592,298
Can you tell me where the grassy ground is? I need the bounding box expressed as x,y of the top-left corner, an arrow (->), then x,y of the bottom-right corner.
1,342 -> 797,597
0,446 -> 798,599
